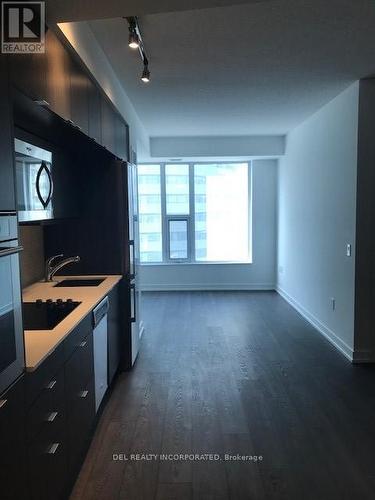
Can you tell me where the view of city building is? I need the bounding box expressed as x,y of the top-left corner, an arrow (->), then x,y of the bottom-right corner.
138,163 -> 250,263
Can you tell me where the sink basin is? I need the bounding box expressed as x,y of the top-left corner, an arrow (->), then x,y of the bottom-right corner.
53,279 -> 105,287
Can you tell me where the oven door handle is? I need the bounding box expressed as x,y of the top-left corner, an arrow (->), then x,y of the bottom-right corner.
0,246 -> 23,258
36,161 -> 53,209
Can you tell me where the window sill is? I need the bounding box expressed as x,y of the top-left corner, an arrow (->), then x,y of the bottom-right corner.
140,260 -> 253,266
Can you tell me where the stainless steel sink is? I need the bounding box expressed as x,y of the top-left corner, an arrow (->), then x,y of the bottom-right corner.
53,279 -> 105,287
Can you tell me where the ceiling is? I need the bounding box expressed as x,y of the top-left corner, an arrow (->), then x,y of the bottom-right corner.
47,0 -> 272,23
87,0 -> 375,137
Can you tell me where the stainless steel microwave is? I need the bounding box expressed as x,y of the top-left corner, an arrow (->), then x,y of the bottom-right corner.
14,138 -> 54,222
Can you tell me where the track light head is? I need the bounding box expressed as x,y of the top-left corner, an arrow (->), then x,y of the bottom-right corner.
141,64 -> 150,83
128,30 -> 139,49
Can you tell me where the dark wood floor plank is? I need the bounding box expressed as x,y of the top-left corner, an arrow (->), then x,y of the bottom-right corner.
71,291 -> 375,500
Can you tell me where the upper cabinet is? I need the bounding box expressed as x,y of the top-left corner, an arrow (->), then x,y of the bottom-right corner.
9,51 -> 47,102
69,58 -> 89,135
87,79 -> 102,144
45,29 -> 71,122
114,114 -> 129,161
0,55 -> 16,211
101,97 -> 116,154
9,27 -> 129,161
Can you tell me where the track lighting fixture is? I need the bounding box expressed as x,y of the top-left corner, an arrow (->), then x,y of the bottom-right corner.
128,30 -> 139,49
141,63 -> 150,83
125,16 -> 151,83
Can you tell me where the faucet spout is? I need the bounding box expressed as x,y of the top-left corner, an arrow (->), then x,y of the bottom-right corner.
45,255 -> 81,282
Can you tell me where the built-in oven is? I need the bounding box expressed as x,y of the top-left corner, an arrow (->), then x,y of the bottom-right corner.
0,213 -> 24,395
14,138 -> 54,222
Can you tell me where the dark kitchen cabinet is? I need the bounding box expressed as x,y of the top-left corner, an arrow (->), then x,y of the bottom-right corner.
101,96 -> 116,153
114,114 -> 129,161
0,55 -> 16,211
64,323 -> 95,478
88,78 -> 102,143
69,57 -> 89,135
9,52 -> 47,102
45,29 -> 71,121
66,377 -> 95,478
28,368 -> 68,500
0,375 -> 28,500
52,149 -> 81,220
108,284 -> 121,385
29,424 -> 68,500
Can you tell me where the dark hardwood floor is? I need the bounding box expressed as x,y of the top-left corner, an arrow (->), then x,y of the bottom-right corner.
70,291 -> 375,500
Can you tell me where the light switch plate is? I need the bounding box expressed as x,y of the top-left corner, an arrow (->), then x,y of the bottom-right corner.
346,244 -> 352,257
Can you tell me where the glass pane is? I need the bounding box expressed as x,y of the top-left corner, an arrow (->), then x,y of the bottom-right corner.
166,164 -> 189,215
194,163 -> 249,262
169,219 -> 188,259
138,165 -> 163,262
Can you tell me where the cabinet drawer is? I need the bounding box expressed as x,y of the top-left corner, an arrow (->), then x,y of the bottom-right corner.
64,314 -> 92,360
67,376 -> 95,476
28,419 -> 68,500
28,369 -> 65,442
26,342 -> 65,406
65,332 -> 94,408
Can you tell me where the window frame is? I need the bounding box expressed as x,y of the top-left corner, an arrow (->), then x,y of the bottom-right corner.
138,161 -> 253,265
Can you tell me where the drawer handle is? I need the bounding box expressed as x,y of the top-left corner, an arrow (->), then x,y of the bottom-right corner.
46,443 -> 60,455
0,399 -> 7,409
46,411 -> 58,422
79,341 -> 87,348
79,390 -> 89,398
46,380 -> 57,390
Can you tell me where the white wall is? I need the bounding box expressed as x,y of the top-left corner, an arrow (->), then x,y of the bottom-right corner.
150,135 -> 285,158
277,83 -> 359,360
140,159 -> 277,290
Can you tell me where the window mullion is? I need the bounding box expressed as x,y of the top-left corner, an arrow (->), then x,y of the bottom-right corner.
160,163 -> 168,262
189,163 -> 195,263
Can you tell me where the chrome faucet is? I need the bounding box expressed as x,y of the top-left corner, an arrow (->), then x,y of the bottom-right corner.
45,254 -> 81,282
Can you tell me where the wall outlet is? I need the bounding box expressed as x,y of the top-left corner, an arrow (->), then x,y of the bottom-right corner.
330,297 -> 336,311
346,244 -> 352,257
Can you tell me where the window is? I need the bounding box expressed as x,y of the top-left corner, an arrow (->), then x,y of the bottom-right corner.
137,163 -> 251,264
138,165 -> 163,263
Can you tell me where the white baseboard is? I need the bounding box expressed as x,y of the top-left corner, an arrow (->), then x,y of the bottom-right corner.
140,283 -> 276,292
276,285 -> 355,362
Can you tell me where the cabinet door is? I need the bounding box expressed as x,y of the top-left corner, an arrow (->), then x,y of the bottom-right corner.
52,148 -> 81,220
101,97 -> 116,153
0,55 -> 16,211
0,376 -> 28,500
45,29 -> 71,121
114,115 -> 129,161
66,377 -> 95,477
9,52 -> 47,102
28,419 -> 68,500
88,79 -> 102,143
69,58 -> 89,135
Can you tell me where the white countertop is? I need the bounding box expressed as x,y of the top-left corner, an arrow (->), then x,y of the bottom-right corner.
22,275 -> 122,372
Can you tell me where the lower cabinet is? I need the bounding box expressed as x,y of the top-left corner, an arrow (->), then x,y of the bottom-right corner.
28,412 -> 68,500
0,375 -> 27,500
65,331 -> 95,478
1,285 -> 121,499
27,368 -> 67,500
66,377 -> 95,477
25,316 -> 95,499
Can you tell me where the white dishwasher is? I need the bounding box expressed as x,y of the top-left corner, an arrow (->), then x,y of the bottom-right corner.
92,297 -> 109,412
